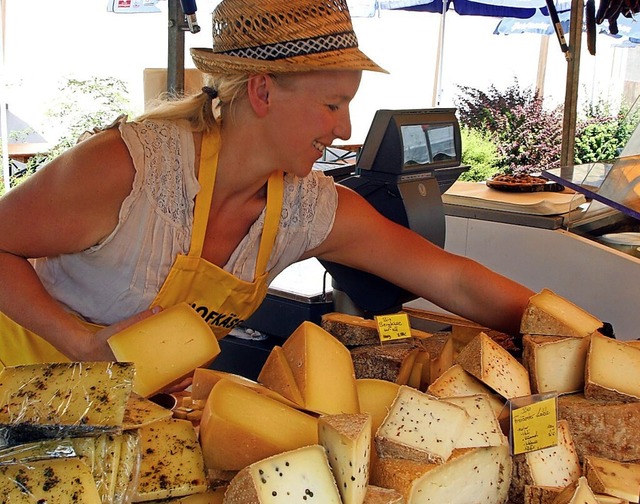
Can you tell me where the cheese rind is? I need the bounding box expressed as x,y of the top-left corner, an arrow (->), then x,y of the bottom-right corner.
455,332 -> 531,400
583,455 -> 640,502
0,361 -> 134,446
522,335 -> 589,395
282,321 -> 359,414
520,288 -> 602,337
222,445 -> 342,504
108,302 -> 221,397
585,330 -> 640,402
133,418 -> 207,502
370,446 -> 512,504
318,413 -> 371,504
199,378 -> 318,471
375,385 -> 469,464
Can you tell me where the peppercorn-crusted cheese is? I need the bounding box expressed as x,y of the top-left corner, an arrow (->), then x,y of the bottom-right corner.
443,394 -> 507,449
0,361 -> 134,447
223,445 -> 342,504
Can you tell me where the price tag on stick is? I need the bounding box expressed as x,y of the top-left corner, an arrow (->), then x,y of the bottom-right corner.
510,394 -> 558,455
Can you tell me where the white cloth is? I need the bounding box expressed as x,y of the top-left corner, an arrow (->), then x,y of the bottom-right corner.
34,119 -> 338,325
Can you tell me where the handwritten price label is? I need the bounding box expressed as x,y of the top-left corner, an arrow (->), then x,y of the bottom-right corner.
375,313 -> 411,342
511,397 -> 557,454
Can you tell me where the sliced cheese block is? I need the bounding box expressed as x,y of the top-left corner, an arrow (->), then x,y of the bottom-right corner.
375,385 -> 469,464
0,457 -> 102,503
222,444 -> 342,504
426,363 -> 506,417
318,413 -> 371,504
558,393 -> 640,463
93,433 -> 123,503
509,420 -> 581,504
370,445 -> 512,504
443,394 -> 507,449
114,431 -> 141,504
282,321 -> 359,414
585,331 -> 640,402
583,455 -> 640,503
551,477 -> 599,504
363,485 -> 404,504
351,342 -> 421,386
520,288 -> 602,337
455,332 -> 531,400
523,485 -> 563,504
522,335 -> 590,395
258,345 -> 305,406
0,361 -> 134,446
407,359 -> 425,389
123,393 -> 173,430
190,368 -> 298,407
199,378 -> 318,471
133,418 -> 207,502
108,302 -> 221,397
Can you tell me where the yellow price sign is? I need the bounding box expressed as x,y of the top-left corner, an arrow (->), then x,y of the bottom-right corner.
375,313 -> 411,342
511,397 -> 557,455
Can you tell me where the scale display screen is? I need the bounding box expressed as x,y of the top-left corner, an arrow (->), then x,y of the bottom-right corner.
401,123 -> 457,167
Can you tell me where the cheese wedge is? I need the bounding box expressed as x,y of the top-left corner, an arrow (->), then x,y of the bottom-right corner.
199,377 -> 318,471
522,335 -> 589,395
108,302 -> 221,397
585,330 -> 640,402
375,385 -> 469,464
133,418 -> 207,502
443,394 -> 507,449
418,332 -> 454,387
520,288 -> 602,337
370,445 -> 512,504
509,420 -> 581,504
427,364 -> 506,417
222,445 -> 342,504
0,361 -> 134,446
583,455 -> 640,503
552,477 -> 599,504
123,393 -> 173,430
455,332 -> 531,400
282,321 -> 359,414
0,457 -> 102,503
351,342 -> 421,385
319,413 -> 371,504
258,345 -> 305,406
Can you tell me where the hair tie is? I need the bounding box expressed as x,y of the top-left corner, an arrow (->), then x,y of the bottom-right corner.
202,86 -> 218,100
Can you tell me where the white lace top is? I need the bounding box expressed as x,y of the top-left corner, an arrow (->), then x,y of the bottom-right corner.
33,119 -> 338,325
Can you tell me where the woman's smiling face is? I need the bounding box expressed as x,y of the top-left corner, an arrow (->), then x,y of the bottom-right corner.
265,70 -> 363,177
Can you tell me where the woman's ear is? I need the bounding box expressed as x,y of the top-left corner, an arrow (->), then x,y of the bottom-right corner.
247,74 -> 271,118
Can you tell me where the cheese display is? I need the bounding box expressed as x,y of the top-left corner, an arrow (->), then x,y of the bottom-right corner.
318,413 -> 371,504
443,394 -> 507,449
455,332 -> 531,400
0,361 -> 134,446
0,456 -> 103,503
281,321 -> 360,414
222,445 -> 342,504
133,418 -> 207,502
375,385 -> 469,464
551,477 -> 599,504
370,445 -> 512,504
108,302 -> 221,398
520,288 -> 602,337
426,364 -> 506,417
522,335 -> 590,395
583,455 -> 640,502
123,393 -> 174,430
584,330 -> 640,402
198,377 -> 318,471
509,420 -> 581,503
557,393 -> 640,462
350,340 -> 422,385
257,345 -> 305,407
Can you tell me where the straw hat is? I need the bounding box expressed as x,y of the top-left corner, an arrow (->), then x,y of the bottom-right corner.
190,0 -> 387,74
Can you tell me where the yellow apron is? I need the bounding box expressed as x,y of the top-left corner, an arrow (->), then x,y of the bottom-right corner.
0,125 -> 283,367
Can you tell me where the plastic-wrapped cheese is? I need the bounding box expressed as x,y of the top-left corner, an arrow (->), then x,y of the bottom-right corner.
108,303 -> 220,397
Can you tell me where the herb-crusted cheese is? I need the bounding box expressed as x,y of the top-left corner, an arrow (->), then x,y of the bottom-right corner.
0,362 -> 134,446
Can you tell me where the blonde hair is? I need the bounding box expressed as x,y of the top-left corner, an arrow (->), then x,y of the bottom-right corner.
136,73 -> 253,132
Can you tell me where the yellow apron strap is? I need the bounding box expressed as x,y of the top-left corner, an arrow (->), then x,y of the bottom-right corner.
189,128 -> 221,258
255,171 -> 284,276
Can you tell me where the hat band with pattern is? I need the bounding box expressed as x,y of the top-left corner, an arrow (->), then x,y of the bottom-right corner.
218,32 -> 359,61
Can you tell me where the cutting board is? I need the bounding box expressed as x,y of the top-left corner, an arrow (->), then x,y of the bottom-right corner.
443,181 -> 587,216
